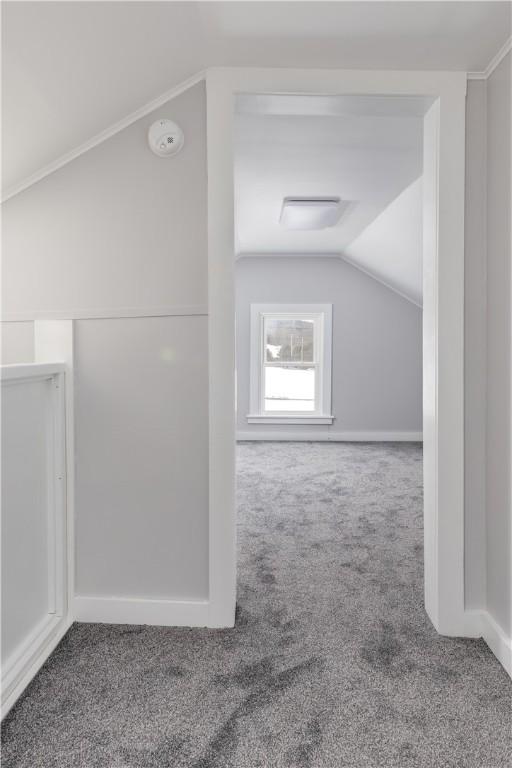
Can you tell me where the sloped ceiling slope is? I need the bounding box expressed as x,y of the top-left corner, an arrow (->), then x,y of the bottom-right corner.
1,2 -> 207,191
343,178 -> 423,306
2,1 -> 511,193
234,95 -> 424,305
234,99 -> 424,256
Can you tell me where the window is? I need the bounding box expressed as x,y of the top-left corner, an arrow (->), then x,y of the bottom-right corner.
248,304 -> 333,424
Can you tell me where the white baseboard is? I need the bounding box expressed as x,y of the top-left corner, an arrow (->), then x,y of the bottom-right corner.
1,615 -> 72,719
74,596 -> 211,627
480,610 -> 512,677
456,609 -> 484,638
237,430 -> 423,442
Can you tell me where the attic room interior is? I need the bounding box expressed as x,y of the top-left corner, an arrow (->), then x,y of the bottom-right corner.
1,2 -> 511,767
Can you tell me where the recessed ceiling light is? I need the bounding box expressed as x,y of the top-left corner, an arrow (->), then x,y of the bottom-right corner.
279,197 -> 350,230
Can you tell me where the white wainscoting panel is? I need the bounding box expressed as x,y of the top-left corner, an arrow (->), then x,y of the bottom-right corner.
73,316 -> 209,603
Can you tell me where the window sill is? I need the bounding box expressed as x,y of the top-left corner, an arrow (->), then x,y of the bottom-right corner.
246,414 -> 334,425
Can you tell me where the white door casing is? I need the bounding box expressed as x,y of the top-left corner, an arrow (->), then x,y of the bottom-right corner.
206,67 -> 472,637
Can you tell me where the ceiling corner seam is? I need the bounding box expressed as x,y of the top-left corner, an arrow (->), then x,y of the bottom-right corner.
338,253 -> 422,309
467,35 -> 512,81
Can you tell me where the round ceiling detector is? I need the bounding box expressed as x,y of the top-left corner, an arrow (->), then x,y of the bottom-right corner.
148,119 -> 184,158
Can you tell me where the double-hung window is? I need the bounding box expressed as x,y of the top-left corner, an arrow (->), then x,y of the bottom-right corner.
248,304 -> 333,424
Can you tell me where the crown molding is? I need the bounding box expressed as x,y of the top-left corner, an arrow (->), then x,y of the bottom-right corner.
2,70 -> 206,204
467,36 -> 511,81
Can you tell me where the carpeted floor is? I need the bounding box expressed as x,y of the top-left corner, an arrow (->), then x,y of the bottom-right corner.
2,442 -> 511,767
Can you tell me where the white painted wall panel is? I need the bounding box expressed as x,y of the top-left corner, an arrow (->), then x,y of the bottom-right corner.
1,378 -> 52,663
236,256 -> 422,437
74,316 -> 209,600
1,83 -> 207,317
1,322 -> 34,364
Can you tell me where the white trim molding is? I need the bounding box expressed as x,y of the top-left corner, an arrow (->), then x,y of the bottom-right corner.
73,596 -> 211,628
237,430 -> 423,442
207,66 -> 467,638
2,71 -> 206,203
0,361 -> 65,381
480,612 -> 512,678
421,89 -> 467,638
35,320 -> 76,633
464,610 -> 512,678
467,36 -> 512,80
206,70 -> 237,628
1,617 -> 72,718
2,304 -> 208,323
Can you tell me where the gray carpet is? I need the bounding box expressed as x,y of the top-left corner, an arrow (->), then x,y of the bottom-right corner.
2,442 -> 511,767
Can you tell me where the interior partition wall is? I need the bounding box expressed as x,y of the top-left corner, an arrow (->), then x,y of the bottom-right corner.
1,81 -> 213,629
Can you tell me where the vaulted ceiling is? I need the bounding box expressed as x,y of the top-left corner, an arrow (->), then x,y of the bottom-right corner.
234,95 -> 425,305
2,1 -> 511,194
343,178 -> 423,306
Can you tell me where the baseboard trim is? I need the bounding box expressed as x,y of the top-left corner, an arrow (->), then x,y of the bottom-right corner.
480,611 -> 512,677
73,596 -> 211,627
1,615 -> 72,719
237,430 -> 423,442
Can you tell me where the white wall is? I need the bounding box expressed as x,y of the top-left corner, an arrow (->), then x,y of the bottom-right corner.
1,322 -> 34,364
236,256 -> 422,439
74,317 -> 208,600
1,82 -> 209,612
2,87 -> 207,317
485,52 -> 511,639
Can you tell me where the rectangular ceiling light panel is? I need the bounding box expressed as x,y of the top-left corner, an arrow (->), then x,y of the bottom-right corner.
280,197 -> 350,230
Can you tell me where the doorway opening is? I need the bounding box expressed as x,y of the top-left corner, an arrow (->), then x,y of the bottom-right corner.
232,91 -> 426,638
206,69 -> 467,637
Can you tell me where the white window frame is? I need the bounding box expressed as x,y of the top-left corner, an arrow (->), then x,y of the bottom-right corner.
248,303 -> 333,425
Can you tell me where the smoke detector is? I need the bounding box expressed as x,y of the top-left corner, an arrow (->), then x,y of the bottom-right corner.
148,119 -> 184,158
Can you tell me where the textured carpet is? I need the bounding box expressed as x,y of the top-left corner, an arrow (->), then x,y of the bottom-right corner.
2,442 -> 511,768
